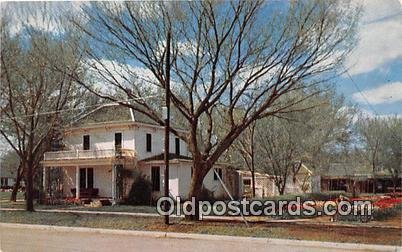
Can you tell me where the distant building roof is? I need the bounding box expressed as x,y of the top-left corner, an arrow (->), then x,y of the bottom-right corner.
321,163 -> 392,178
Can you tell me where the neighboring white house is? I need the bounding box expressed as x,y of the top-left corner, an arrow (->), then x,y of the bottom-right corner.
41,105 -> 226,202
0,177 -> 15,188
0,164 -> 16,189
236,164 -> 313,198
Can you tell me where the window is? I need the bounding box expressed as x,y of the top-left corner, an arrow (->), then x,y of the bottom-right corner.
79,168 -> 94,189
146,133 -> 152,152
243,179 -> 251,187
151,166 -> 160,191
213,168 -> 222,181
175,137 -> 180,155
83,135 -> 90,150
115,132 -> 122,152
1,178 -> 8,186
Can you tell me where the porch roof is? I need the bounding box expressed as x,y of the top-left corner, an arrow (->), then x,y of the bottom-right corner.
139,153 -> 192,162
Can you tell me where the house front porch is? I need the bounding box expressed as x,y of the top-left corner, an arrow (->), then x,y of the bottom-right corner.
41,149 -> 136,203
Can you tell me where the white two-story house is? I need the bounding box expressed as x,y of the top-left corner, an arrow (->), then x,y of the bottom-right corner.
41,105 -> 226,203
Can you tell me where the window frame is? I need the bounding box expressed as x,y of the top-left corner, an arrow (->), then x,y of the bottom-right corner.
146,133 -> 152,152
114,132 -> 122,150
213,168 -> 223,181
175,137 -> 180,155
83,135 -> 90,150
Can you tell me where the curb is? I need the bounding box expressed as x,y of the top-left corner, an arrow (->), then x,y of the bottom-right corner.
0,223 -> 400,251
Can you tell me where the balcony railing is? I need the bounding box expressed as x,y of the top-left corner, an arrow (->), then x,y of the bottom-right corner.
43,149 -> 136,161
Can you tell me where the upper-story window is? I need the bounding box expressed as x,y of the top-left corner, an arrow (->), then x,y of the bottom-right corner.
115,132 -> 122,150
146,133 -> 152,152
175,137 -> 180,155
83,135 -> 90,150
213,168 -> 222,181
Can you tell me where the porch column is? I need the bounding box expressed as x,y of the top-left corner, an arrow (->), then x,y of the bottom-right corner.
111,165 -> 116,204
42,166 -> 47,197
75,166 -> 80,199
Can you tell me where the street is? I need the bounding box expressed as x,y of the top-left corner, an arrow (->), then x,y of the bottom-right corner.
0,223 -> 398,252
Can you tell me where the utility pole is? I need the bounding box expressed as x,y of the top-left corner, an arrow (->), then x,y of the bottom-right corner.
164,24 -> 171,225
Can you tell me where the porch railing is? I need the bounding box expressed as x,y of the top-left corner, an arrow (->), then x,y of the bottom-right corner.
43,149 -> 136,161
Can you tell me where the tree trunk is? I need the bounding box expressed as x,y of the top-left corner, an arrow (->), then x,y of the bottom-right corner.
251,168 -> 256,198
351,179 -> 356,198
186,162 -> 209,221
250,122 -> 256,198
392,176 -> 397,195
373,177 -> 377,194
276,182 -> 285,195
372,148 -> 377,194
25,159 -> 34,212
10,163 -> 23,202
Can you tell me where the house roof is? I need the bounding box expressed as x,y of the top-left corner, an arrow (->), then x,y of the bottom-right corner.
237,163 -> 312,178
139,153 -> 192,162
71,104 -> 157,126
237,170 -> 274,179
139,153 -> 229,168
320,163 -> 390,178
68,104 -> 189,133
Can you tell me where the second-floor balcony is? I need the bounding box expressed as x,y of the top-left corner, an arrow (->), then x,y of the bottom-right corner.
42,149 -> 136,167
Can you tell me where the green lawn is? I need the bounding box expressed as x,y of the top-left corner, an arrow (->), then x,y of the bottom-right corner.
0,191 -> 24,201
0,191 -> 156,213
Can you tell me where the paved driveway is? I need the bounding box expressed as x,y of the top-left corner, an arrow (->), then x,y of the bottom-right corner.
0,223 -> 398,252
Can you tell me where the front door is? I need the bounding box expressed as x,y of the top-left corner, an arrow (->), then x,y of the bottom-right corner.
151,166 -> 160,192
80,168 -> 94,189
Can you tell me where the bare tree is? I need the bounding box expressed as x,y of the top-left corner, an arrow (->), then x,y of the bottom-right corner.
0,18 -> 85,210
233,122 -> 257,197
357,116 -> 402,194
72,1 -> 358,218
356,117 -> 384,194
256,116 -> 297,195
224,121 -> 258,197
382,117 -> 402,194
255,90 -> 353,195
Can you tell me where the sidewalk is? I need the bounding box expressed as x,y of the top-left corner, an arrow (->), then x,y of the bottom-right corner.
1,207 -> 401,230
1,223 -> 400,252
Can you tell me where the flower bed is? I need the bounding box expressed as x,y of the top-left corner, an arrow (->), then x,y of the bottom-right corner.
373,198 -> 402,209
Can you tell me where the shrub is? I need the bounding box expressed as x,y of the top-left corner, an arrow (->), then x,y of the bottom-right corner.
198,186 -> 215,202
126,174 -> 152,205
303,192 -> 349,201
372,203 -> 402,221
257,191 -> 348,202
335,202 -> 402,223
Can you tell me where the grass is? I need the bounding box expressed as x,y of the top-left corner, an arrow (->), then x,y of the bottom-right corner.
0,191 -> 156,213
0,191 -> 24,201
54,204 -> 157,213
1,210 -> 400,246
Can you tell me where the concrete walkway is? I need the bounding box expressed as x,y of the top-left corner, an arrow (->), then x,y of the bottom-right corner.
0,223 -> 400,252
